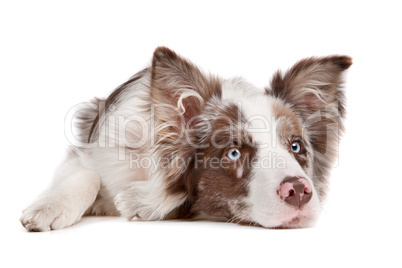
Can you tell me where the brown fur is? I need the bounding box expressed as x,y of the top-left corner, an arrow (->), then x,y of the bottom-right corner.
272,99 -> 309,169
149,47 -> 225,215
189,101 -> 257,220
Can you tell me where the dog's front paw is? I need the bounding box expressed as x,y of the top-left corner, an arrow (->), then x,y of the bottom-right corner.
20,201 -> 77,232
114,192 -> 152,221
114,186 -> 186,221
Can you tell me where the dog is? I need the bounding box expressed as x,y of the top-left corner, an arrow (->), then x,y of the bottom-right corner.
20,47 -> 352,231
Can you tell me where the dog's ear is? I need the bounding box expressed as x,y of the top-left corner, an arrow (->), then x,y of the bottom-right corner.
268,55 -> 352,120
150,47 -> 221,127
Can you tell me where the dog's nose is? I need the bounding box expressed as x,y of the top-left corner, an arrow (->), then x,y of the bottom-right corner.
277,177 -> 312,209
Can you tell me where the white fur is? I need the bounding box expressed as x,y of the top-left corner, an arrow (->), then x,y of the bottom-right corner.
20,157 -> 100,231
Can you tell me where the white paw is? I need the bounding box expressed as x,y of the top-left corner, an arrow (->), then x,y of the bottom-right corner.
114,192 -> 151,221
114,187 -> 186,221
20,202 -> 79,232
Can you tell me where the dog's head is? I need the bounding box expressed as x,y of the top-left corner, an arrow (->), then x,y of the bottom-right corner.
150,47 -> 351,228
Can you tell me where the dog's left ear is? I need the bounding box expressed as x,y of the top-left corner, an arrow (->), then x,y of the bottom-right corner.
267,55 -> 352,120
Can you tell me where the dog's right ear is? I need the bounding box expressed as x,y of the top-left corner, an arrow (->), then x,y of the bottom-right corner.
150,47 -> 221,128
267,55 -> 352,121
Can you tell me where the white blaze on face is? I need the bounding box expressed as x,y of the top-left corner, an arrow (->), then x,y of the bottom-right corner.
236,165 -> 244,179
221,78 -> 321,228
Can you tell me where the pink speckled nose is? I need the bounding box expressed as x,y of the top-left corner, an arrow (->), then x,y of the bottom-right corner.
278,177 -> 312,209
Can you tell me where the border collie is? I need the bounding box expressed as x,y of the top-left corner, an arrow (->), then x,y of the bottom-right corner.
20,47 -> 352,231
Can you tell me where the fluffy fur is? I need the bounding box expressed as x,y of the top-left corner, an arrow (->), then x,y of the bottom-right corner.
21,47 -> 352,231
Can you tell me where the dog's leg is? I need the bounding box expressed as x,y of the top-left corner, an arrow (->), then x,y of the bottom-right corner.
20,158 -> 100,231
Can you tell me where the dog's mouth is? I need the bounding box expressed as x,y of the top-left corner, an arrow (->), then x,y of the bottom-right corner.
235,212 -> 314,229
277,216 -> 304,228
275,213 -> 314,229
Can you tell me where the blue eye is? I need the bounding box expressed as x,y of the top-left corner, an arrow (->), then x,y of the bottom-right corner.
291,142 -> 301,153
227,148 -> 241,160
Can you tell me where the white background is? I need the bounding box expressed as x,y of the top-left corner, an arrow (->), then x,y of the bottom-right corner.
1,1 -> 401,267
